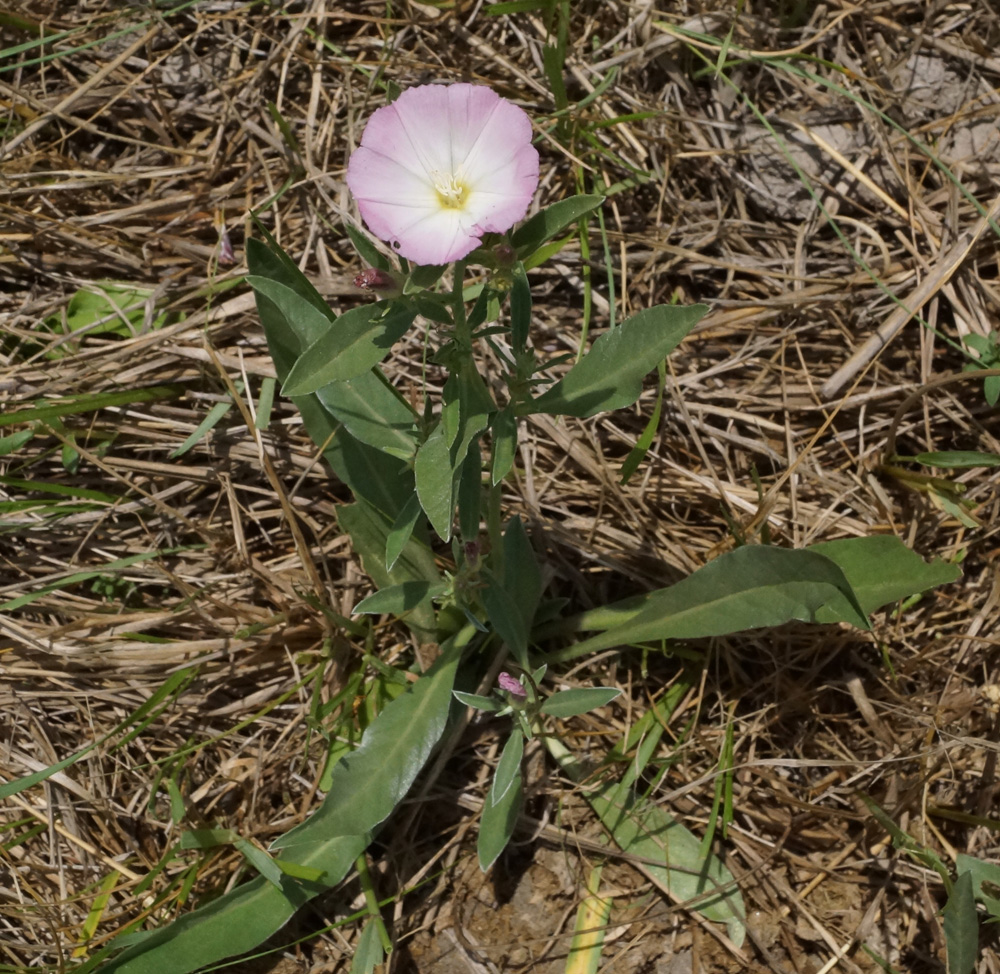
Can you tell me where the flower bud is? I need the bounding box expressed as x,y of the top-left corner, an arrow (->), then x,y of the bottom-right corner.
353,266 -> 403,298
497,672 -> 526,699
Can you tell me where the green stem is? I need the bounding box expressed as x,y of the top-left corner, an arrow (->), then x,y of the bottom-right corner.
452,259 -> 469,348
355,851 -> 393,954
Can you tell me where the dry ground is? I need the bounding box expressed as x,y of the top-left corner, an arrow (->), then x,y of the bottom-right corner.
2,1 -> 1000,972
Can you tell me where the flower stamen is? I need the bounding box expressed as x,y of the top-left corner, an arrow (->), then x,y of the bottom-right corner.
432,170 -> 469,210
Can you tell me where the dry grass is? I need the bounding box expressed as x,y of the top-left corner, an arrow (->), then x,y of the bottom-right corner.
2,0 -> 1000,971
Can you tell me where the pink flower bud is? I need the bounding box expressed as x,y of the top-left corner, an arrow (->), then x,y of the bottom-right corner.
353,267 -> 402,297
498,672 -> 526,699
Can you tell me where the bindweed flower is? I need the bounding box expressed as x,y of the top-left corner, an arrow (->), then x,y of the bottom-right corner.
497,671 -> 527,700
346,84 -> 539,266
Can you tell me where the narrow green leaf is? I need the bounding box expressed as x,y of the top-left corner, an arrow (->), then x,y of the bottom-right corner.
255,377 -> 276,430
911,450 -> 1000,469
491,731 -> 524,807
560,546 -> 870,660
458,439 -> 483,540
619,361 -> 665,484
545,735 -> 745,945
511,195 -> 605,259
510,262 -> 531,353
353,581 -> 448,615
943,871 -> 978,974
478,773 -> 522,871
350,919 -> 385,974
0,385 -> 183,429
0,545 -> 203,614
271,858 -> 325,883
272,631 -> 467,851
0,668 -> 192,801
414,425 -> 454,541
385,492 -> 423,571
233,839 -> 285,888
452,691 -> 504,713
808,535 -> 960,621
245,275 -> 335,350
540,687 -> 621,718
525,304 -> 707,417
345,223 -> 392,270
169,398 -> 233,459
490,406 -> 517,485
283,302 -> 416,395
179,829 -> 236,850
315,370 -> 418,460
337,499 -> 439,639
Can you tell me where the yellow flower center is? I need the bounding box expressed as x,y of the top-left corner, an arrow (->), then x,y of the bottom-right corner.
432,170 -> 469,210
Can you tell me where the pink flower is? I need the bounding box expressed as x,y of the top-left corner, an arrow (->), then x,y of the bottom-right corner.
497,672 -> 527,699
346,84 -> 539,266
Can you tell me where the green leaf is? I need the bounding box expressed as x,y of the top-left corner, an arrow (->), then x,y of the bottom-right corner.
0,384 -> 182,429
458,438 -> 483,540
338,499 -> 439,638
619,361 -> 665,484
42,281 -> 172,356
524,304 -> 707,418
545,734 -> 745,945
509,262 -> 531,353
414,425 -> 455,541
233,838 -> 285,888
956,853 -> 1000,921
540,687 -> 621,718
385,492 -> 424,571
245,276 -> 334,351
490,406 -> 517,485
179,829 -> 237,849
350,919 -> 385,974
283,301 -> 416,395
246,235 -> 336,330
481,517 -> 542,667
491,731 -> 524,807
101,833 -> 369,974
943,871 -> 978,974
478,772 -> 522,870
562,546 -> 870,659
511,195 -> 605,259
909,450 -> 1000,469
452,691 -> 504,713
315,370 -> 418,460
808,536 -> 960,620
272,632 -> 466,852
353,581 -> 448,615
345,223 -> 392,270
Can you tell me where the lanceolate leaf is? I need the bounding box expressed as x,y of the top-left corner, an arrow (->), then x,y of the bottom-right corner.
478,773 -> 523,871
524,304 -> 707,418
807,535 -> 960,621
101,629 -> 472,974
272,630 -> 467,851
545,734 -> 745,945
101,832 -> 370,974
558,545 -> 869,661
315,370 -> 418,460
491,731 -> 524,807
540,687 -> 621,718
511,194 -> 605,259
283,301 -> 417,395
